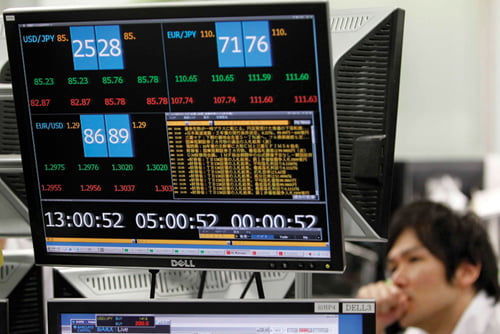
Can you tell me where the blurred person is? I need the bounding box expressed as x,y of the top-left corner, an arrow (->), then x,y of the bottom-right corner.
357,200 -> 500,334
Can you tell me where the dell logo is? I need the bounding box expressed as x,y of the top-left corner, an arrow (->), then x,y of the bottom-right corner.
171,259 -> 196,268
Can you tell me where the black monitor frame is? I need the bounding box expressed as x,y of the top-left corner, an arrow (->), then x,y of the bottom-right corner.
0,299 -> 7,334
3,0 -> 344,272
330,7 -> 405,241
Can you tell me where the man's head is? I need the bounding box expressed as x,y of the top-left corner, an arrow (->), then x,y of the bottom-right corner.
387,200 -> 499,301
383,200 -> 499,331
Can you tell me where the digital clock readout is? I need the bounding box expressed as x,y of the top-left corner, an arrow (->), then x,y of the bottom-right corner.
44,211 -> 318,230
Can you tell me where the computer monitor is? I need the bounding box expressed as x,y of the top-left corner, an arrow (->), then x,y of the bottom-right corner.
0,299 -> 8,334
1,17 -> 31,238
3,0 -> 344,272
330,8 -> 404,241
48,299 -> 375,334
0,250 -> 45,334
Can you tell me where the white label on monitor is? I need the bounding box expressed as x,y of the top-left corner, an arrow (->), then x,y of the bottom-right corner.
342,302 -> 375,313
314,302 -> 339,313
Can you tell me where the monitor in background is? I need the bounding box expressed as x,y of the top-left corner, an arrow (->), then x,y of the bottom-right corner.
48,299 -> 375,334
330,8 -> 405,241
1,19 -> 31,238
0,58 -> 27,210
3,0 -> 344,272
391,160 -> 484,210
0,250 -> 45,334
0,299 -> 8,334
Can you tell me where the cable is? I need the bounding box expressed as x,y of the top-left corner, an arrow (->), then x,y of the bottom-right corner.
197,271 -> 207,299
240,272 -> 265,299
149,269 -> 159,299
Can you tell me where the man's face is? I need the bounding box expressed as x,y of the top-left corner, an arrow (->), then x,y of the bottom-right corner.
386,229 -> 462,329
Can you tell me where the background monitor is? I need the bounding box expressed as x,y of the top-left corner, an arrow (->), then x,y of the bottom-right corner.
0,250 -> 45,334
3,0 -> 345,272
330,7 -> 405,241
390,159 -> 484,213
48,299 -> 375,334
0,17 -> 30,238
0,299 -> 7,334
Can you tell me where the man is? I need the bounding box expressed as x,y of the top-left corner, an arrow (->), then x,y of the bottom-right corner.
357,200 -> 500,334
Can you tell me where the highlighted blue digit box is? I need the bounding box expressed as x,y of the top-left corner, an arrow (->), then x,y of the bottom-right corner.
70,25 -> 124,71
105,114 -> 133,157
215,21 -> 245,68
80,114 -> 133,158
215,21 -> 272,68
80,114 -> 108,157
242,21 -> 272,67
95,25 -> 124,70
70,26 -> 98,70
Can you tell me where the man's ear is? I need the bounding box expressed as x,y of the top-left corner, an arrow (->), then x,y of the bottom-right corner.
453,261 -> 481,288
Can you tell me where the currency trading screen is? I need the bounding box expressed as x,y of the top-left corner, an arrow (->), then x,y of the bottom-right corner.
4,0 -> 344,271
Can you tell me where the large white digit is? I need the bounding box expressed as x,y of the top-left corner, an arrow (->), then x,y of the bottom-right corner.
165,213 -> 177,229
108,128 -> 119,144
94,128 -> 105,144
274,215 -> 286,228
230,36 -> 242,53
231,214 -> 242,227
73,40 -> 84,57
307,215 -> 317,228
84,39 -> 96,57
246,35 -> 257,53
109,39 -> 122,56
177,214 -> 188,229
219,36 -> 230,53
294,215 -> 307,228
257,35 -> 269,52
118,128 -> 129,143
98,38 -> 109,56
136,213 -> 147,229
83,129 -> 95,144
242,214 -> 254,227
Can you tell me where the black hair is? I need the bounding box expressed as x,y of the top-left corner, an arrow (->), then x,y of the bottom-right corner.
387,199 -> 500,301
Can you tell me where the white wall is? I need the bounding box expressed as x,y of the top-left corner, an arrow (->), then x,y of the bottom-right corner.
488,0 -> 500,154
332,0 -> 491,161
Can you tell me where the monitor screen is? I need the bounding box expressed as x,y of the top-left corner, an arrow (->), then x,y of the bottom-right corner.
3,0 -> 344,272
48,299 -> 375,334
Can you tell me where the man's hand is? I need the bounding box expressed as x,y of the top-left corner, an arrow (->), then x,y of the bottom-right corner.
357,281 -> 409,334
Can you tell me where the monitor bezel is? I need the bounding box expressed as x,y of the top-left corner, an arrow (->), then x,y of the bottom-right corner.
3,0 -> 344,272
